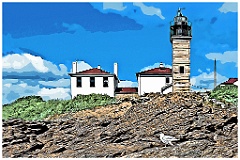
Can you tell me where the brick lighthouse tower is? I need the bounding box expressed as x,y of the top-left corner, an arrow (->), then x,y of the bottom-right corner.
170,8 -> 192,92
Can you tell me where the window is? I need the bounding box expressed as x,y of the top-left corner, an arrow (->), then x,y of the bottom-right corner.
90,77 -> 95,87
177,29 -> 182,35
177,17 -> 182,22
166,77 -> 170,84
103,77 -> 108,87
77,77 -> 82,87
180,66 -> 184,74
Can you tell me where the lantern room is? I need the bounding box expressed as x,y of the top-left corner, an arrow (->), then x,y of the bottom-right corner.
170,8 -> 192,42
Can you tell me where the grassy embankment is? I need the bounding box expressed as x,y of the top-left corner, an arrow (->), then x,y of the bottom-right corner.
2,85 -> 238,121
2,94 -> 116,121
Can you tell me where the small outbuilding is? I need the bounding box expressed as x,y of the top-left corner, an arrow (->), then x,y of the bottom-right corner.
136,62 -> 173,96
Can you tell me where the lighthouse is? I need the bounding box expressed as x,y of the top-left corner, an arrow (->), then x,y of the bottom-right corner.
170,8 -> 192,92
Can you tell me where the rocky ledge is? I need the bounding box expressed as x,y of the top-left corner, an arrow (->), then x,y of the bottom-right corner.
2,92 -> 238,158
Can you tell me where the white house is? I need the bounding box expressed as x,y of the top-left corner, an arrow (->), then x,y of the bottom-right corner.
220,78 -> 238,87
69,62 -> 119,99
136,62 -> 173,95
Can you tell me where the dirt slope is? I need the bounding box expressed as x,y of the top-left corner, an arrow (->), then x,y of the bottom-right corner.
2,92 -> 238,158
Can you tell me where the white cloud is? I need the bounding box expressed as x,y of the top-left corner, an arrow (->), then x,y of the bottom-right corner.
206,68 -> 211,72
39,78 -> 70,87
2,81 -> 41,104
44,62 -> 68,76
205,51 -> 237,67
4,83 -> 12,88
118,80 -> 138,87
219,2 -> 238,13
103,2 -> 127,11
24,54 -> 49,72
191,71 -> 228,90
140,62 -> 172,72
77,61 -> 92,72
2,79 -> 71,104
3,53 -> 68,76
2,53 -> 74,104
133,2 -> 165,19
19,83 -> 28,88
3,53 -> 48,72
37,88 -> 71,101
2,53 -> 96,104
198,69 -> 203,73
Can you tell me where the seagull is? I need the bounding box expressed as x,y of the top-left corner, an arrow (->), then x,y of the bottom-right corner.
160,133 -> 179,147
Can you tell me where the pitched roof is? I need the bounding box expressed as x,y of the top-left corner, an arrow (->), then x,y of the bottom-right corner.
69,68 -> 119,81
136,67 -> 172,76
115,87 -> 138,94
222,78 -> 238,85
76,68 -> 111,75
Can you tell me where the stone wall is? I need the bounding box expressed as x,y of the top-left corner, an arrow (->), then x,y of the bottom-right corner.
172,39 -> 191,92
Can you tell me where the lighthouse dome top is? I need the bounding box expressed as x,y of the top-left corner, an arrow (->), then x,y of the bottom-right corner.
176,8 -> 185,17
174,8 -> 188,24
170,8 -> 192,41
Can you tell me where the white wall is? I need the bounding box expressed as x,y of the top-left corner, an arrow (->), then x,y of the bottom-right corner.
234,81 -> 238,86
71,76 -> 116,98
138,76 -> 172,95
163,86 -> 172,94
114,78 -> 119,90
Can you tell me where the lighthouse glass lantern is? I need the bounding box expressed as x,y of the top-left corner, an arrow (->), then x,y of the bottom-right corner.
170,8 -> 192,41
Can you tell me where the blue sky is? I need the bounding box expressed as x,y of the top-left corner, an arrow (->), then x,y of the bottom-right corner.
2,2 -> 238,104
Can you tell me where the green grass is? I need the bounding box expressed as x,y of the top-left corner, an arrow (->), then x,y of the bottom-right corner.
2,94 -> 116,121
210,85 -> 238,106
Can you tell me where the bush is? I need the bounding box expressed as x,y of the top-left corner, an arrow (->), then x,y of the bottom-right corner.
2,94 -> 116,121
210,85 -> 238,106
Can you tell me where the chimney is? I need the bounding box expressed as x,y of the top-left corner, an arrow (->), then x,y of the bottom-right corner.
72,61 -> 77,73
114,63 -> 118,77
97,65 -> 101,69
159,62 -> 164,68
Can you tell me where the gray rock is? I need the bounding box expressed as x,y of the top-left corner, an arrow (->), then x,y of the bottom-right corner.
2,92 -> 238,158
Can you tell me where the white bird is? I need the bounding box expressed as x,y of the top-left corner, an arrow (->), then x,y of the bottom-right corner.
160,133 -> 179,147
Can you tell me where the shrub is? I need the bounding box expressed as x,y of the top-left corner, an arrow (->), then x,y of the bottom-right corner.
2,94 -> 116,121
210,85 -> 238,106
